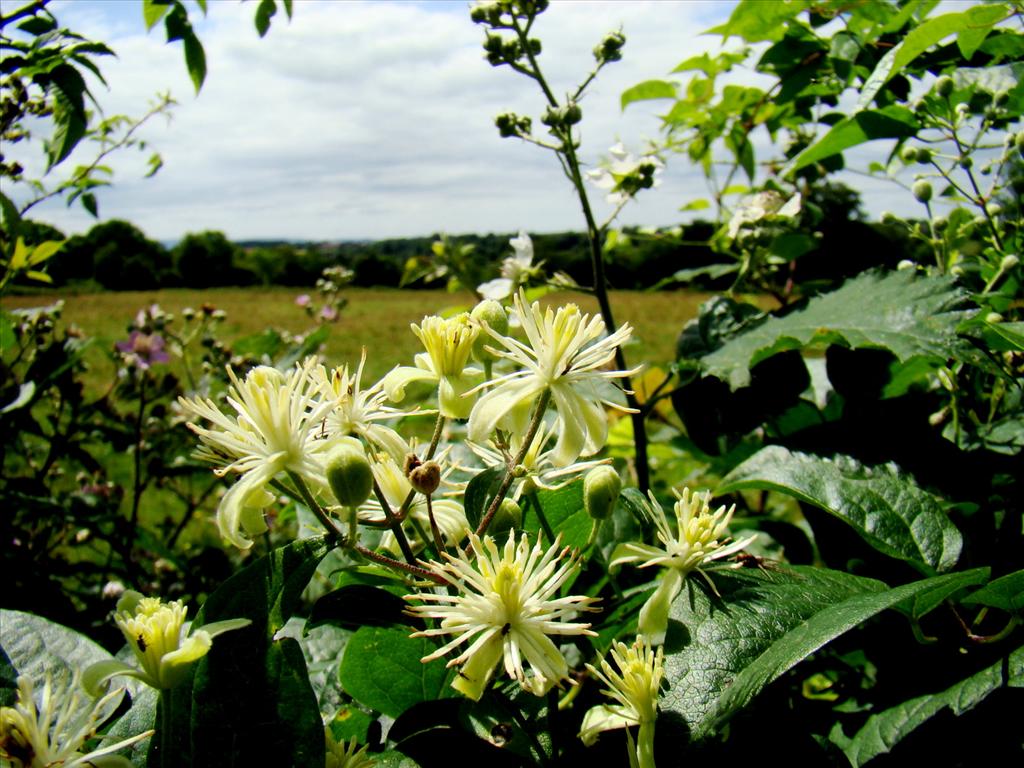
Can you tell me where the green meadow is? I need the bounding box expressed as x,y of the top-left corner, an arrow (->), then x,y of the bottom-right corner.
4,287 -> 721,385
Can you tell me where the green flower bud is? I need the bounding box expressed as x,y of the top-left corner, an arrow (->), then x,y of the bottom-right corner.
900,146 -> 917,163
584,465 -> 621,520
959,156 -> 973,169
491,498 -> 523,535
935,75 -> 954,97
564,102 -> 582,125
471,299 -> 509,363
1001,254 -> 1019,271
880,211 -> 899,226
912,180 -> 933,203
986,202 -> 1002,217
985,312 -> 1004,324
325,438 -> 373,507
932,215 -> 947,232
593,30 -> 625,63
915,147 -> 932,164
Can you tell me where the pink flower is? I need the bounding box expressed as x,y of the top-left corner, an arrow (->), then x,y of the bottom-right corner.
295,294 -> 312,308
115,332 -> 169,369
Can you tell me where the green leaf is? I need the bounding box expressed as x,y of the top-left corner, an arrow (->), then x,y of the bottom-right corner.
0,609 -> 120,723
339,626 -> 450,717
143,0 -> 173,30
523,480 -> 590,550
706,0 -> 809,43
183,30 -> 206,93
255,0 -> 277,37
164,536 -> 332,766
953,63 -> 1024,97
857,5 -> 1009,109
833,644 -> 1024,766
719,446 -> 963,572
661,568 -> 986,739
790,106 -> 919,172
100,686 -> 157,767
962,569 -> 1024,615
700,270 -> 973,390
464,467 -> 503,530
308,584 -> 409,631
80,192 -> 98,217
621,80 -> 677,111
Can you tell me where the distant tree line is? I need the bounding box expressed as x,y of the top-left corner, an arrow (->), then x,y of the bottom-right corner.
16,183 -> 924,292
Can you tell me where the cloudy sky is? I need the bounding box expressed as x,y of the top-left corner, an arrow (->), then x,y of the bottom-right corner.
10,0 -> 916,243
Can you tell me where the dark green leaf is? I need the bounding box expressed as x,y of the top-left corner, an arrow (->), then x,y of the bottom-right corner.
700,270 -> 973,389
790,106 -> 919,172
17,15 -> 58,35
962,569 -> 1024,615
896,568 -> 988,620
719,446 -> 963,572
832,644 -> 1024,766
339,626 -> 450,717
255,0 -> 277,37
100,686 -> 157,767
164,536 -> 332,766
182,31 -> 206,93
662,568 -> 985,739
464,467 -> 503,530
81,192 -> 98,217
308,584 -> 410,631
621,80 -> 677,111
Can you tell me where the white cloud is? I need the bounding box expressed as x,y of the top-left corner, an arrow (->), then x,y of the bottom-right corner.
8,1 -> 924,243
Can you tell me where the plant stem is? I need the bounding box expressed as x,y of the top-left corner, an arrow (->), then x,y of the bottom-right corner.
286,471 -> 343,542
372,479 -> 417,564
475,388 -> 551,536
511,15 -> 650,491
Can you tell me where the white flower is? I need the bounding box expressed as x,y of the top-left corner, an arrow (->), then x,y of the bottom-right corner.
83,591 -> 249,693
478,231 -> 538,301
579,636 -> 663,768
381,314 -> 481,419
406,531 -> 598,700
358,450 -> 469,553
466,419 -> 610,499
178,358 -> 336,549
585,142 -> 664,206
726,190 -> 802,239
468,290 -> 638,466
312,350 -> 411,463
611,488 -> 756,644
0,670 -> 151,768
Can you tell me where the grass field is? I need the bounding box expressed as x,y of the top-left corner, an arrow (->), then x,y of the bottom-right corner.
4,286 -> 725,385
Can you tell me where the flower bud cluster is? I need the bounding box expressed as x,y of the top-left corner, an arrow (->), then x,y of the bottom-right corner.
541,102 -> 582,129
495,111 -> 532,138
593,30 -> 625,64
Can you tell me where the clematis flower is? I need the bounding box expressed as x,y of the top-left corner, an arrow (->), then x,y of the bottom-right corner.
465,419 -> 610,499
585,142 -> 664,206
611,488 -> 756,644
324,730 -> 374,768
468,290 -> 638,466
115,331 -> 169,370
726,190 -> 801,239
312,351 -> 411,464
0,670 -> 151,768
477,230 -> 540,301
178,358 -> 337,549
381,314 -> 481,419
406,531 -> 598,699
358,450 -> 469,554
579,636 -> 664,768
82,591 -> 250,693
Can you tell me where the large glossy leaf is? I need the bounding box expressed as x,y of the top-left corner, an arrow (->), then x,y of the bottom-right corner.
339,626 -> 451,718
789,106 -> 919,172
660,567 -> 984,740
719,446 -> 963,572
832,644 -> 1024,766
522,480 -> 590,550
162,536 -> 332,767
699,270 -> 973,390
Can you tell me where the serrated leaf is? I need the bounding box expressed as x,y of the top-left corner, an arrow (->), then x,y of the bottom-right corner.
621,79 -> 677,111
700,270 -> 973,390
339,626 -> 450,717
719,446 -> 963,572
661,568 -> 984,739
790,106 -> 919,172
834,644 -> 1024,766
